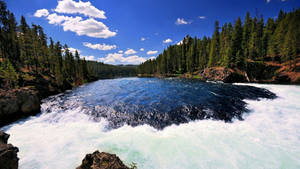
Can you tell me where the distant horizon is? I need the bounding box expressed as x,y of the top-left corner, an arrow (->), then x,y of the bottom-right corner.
6,0 -> 300,65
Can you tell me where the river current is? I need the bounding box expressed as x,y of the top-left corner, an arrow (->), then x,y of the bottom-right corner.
2,78 -> 300,169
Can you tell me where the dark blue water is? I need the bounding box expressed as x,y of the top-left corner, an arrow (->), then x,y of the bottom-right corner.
42,77 -> 276,129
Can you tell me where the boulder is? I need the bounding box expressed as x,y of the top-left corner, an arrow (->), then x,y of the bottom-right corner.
0,87 -> 40,127
0,131 -> 19,169
77,151 -> 130,169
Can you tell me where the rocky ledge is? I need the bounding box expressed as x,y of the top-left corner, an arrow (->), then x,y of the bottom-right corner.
0,131 -> 18,169
0,87 -> 40,127
197,67 -> 249,83
77,150 -> 132,169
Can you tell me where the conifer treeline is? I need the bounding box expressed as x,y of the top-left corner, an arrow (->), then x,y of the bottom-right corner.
0,1 -> 136,89
138,9 -> 300,75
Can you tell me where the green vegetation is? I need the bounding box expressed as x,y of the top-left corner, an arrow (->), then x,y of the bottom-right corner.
0,1 -> 136,89
138,9 -> 300,75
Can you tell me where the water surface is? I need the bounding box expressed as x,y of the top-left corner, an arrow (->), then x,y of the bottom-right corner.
2,78 -> 300,169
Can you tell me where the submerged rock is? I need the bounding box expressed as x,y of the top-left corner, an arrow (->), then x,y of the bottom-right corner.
0,87 -> 40,127
77,151 -> 130,169
0,131 -> 18,169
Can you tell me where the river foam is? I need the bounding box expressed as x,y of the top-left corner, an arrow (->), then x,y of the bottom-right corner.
2,83 -> 300,169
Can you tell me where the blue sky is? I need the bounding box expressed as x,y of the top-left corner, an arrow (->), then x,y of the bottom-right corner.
5,0 -> 300,65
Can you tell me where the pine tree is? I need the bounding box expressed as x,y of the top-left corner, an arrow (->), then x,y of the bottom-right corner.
229,17 -> 243,68
242,12 -> 252,59
0,59 -> 18,88
208,21 -> 220,67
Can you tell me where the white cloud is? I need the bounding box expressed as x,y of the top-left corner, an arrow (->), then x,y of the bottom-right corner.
118,50 -> 123,54
98,53 -> 146,65
163,38 -> 172,43
34,9 -> 49,17
177,40 -> 183,45
83,42 -> 116,51
175,18 -> 191,25
140,48 -> 144,51
199,16 -> 206,19
141,37 -> 146,41
147,50 -> 158,55
68,47 -> 80,55
46,13 -> 116,38
47,13 -> 70,24
54,0 -> 106,19
124,49 -> 137,55
81,55 -> 95,61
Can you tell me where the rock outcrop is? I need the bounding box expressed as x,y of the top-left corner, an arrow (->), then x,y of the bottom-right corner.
198,67 -> 249,83
77,151 -> 131,169
0,87 -> 40,127
0,131 -> 18,169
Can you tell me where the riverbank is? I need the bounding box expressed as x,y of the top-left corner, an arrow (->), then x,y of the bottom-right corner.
138,58 -> 300,84
0,74 -> 74,127
0,131 -> 18,169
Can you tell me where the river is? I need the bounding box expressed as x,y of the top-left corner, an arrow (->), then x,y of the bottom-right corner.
2,78 -> 300,169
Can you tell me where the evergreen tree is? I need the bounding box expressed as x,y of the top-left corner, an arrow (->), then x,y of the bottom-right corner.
229,17 -> 243,68
242,12 -> 252,59
208,21 -> 220,67
0,59 -> 18,88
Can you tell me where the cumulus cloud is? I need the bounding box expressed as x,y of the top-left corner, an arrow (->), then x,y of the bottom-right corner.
141,37 -> 146,41
98,53 -> 146,65
83,42 -> 116,51
47,13 -> 72,24
177,40 -> 183,45
163,38 -> 172,43
118,50 -> 123,54
175,18 -> 191,25
199,16 -> 206,19
124,49 -> 137,55
147,50 -> 158,55
34,9 -> 49,17
54,0 -> 106,19
46,13 -> 116,38
140,48 -> 144,51
81,55 -> 95,61
68,47 -> 80,54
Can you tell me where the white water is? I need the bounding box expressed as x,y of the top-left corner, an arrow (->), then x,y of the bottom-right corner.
2,84 -> 300,169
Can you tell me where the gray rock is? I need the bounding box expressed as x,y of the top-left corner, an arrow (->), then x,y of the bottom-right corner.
77,151 -> 131,169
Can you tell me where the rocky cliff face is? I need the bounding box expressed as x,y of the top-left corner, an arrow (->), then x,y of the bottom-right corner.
198,67 -> 249,83
77,151 -> 131,169
0,131 -> 18,169
0,87 -> 40,127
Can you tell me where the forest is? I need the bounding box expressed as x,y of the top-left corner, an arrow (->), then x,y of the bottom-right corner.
0,1 -> 136,90
137,9 -> 300,77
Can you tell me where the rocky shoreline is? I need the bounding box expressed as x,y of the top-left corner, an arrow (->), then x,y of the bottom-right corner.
0,131 -> 18,169
138,63 -> 300,84
0,87 -> 41,127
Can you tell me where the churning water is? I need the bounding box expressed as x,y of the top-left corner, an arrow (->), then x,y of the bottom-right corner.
2,78 -> 300,169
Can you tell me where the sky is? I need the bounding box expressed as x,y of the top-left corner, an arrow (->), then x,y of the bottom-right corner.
5,0 -> 300,65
